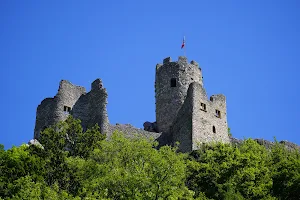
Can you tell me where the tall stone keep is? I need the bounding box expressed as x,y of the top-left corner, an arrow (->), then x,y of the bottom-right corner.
155,56 -> 202,133
156,56 -> 230,152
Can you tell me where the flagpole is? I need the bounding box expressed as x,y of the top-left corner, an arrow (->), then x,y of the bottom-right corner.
184,35 -> 186,57
181,35 -> 186,57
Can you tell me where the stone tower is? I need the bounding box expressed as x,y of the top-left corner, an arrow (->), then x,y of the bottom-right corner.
155,56 -> 202,133
155,56 -> 230,152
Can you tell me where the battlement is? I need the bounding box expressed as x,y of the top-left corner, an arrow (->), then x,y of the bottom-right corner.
91,78 -> 103,90
210,94 -> 226,102
160,56 -> 200,67
209,94 -> 226,111
163,57 -> 172,64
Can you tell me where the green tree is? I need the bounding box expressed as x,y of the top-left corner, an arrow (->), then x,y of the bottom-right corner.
0,145 -> 46,198
5,176 -> 80,200
32,116 -> 105,196
270,142 -> 300,200
77,132 -> 193,199
187,139 -> 274,200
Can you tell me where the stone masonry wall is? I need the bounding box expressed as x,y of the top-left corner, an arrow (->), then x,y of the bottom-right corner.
191,82 -> 230,150
34,80 -> 86,139
73,79 -> 109,135
34,98 -> 55,139
171,85 -> 194,152
35,78 -> 154,141
155,56 -> 202,133
171,82 -> 230,152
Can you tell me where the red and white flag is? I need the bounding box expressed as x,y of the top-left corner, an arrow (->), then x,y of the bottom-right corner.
181,36 -> 185,49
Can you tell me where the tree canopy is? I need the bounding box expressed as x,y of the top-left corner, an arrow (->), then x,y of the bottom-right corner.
1,116 -> 299,199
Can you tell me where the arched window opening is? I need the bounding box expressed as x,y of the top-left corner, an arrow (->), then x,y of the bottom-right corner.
213,126 -> 216,133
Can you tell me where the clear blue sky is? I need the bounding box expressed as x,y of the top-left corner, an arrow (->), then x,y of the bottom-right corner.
1,0 -> 300,149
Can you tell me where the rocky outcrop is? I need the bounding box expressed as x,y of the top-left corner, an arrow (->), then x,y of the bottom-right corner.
230,136 -> 300,151
28,139 -> 44,149
109,123 -> 161,140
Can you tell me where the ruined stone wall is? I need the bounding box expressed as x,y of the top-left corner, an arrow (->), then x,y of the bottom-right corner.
171,85 -> 193,152
34,56 -> 230,152
73,79 -> 109,135
171,82 -> 229,152
191,82 -> 230,150
34,98 -> 55,139
35,79 -> 110,139
155,56 -> 202,133
34,80 -> 86,139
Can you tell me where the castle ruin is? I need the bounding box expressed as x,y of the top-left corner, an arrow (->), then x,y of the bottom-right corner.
34,56 -> 230,152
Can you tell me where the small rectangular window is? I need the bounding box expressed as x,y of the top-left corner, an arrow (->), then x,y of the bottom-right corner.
64,106 -> 71,114
200,103 -> 206,111
171,78 -> 176,87
215,110 -> 221,118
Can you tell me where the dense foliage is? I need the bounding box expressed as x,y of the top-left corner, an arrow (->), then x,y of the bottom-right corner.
1,117 -> 300,199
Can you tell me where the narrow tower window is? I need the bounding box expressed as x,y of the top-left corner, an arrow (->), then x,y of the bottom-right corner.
170,78 -> 176,87
215,110 -> 221,118
213,126 -> 216,133
200,103 -> 206,111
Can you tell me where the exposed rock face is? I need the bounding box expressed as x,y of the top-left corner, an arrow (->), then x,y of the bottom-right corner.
279,140 -> 300,151
230,136 -> 300,151
28,139 -> 44,149
109,124 -> 161,140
